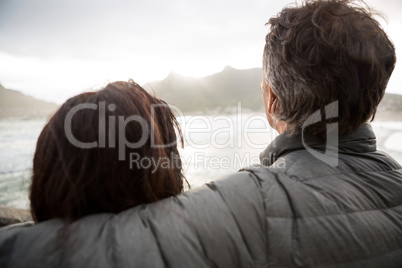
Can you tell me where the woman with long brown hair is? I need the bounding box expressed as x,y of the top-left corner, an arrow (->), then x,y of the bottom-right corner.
30,80 -> 185,222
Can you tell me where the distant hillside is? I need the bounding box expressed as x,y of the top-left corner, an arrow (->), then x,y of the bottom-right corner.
0,69 -> 400,119
144,66 -> 402,119
144,66 -> 263,112
375,92 -> 402,121
0,84 -> 58,118
378,93 -> 402,112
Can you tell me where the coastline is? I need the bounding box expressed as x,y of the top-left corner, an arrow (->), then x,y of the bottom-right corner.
0,205 -> 32,227
374,110 -> 402,122
0,110 -> 401,228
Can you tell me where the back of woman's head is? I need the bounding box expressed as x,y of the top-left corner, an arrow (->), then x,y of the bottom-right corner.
30,80 -> 184,222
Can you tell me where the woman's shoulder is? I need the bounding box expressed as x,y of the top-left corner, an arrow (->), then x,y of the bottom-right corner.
0,171 -> 268,267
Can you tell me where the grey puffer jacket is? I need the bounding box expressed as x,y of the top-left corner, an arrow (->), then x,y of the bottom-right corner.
1,124 -> 401,267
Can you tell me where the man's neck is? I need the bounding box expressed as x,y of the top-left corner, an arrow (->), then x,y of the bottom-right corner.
276,120 -> 288,134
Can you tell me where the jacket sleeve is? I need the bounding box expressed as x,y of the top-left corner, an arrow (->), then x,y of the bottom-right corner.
0,169 -> 269,268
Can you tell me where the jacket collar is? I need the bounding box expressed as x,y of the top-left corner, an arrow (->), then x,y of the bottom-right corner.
259,123 -> 377,166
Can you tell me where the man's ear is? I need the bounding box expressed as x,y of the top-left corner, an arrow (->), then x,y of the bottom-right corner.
267,86 -> 278,114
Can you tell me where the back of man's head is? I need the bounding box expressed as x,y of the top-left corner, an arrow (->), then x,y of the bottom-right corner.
263,0 -> 396,137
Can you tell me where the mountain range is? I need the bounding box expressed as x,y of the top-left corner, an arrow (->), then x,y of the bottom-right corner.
144,66 -> 402,117
0,84 -> 58,118
143,66 -> 263,112
0,67 -> 401,119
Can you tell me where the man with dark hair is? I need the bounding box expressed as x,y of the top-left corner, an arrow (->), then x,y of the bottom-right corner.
1,1 -> 401,267
255,1 -> 402,266
261,0 -> 396,137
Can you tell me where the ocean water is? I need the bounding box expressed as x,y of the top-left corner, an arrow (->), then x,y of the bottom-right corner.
1,115 -> 402,209
0,119 -> 47,208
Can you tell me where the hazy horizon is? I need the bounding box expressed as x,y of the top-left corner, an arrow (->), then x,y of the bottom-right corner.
0,0 -> 401,104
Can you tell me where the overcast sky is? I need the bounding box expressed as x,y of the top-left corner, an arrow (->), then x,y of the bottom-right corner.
0,0 -> 401,103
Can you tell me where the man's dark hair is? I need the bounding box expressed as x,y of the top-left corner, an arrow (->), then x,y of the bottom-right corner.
263,0 -> 396,136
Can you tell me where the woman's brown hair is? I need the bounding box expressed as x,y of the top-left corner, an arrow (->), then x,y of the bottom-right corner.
30,80 -> 185,222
